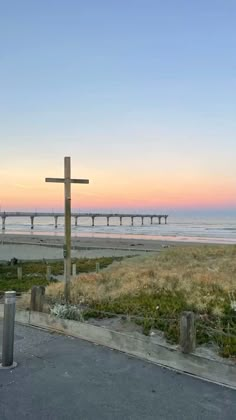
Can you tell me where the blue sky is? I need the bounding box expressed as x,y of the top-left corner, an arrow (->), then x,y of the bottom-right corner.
0,1 -> 235,212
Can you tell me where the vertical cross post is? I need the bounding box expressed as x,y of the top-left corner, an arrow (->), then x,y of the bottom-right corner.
45,156 -> 89,302
64,157 -> 71,301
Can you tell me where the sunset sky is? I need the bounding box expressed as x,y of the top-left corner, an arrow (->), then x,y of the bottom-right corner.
0,1 -> 235,213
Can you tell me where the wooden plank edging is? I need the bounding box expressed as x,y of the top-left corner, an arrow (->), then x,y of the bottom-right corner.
0,305 -> 235,390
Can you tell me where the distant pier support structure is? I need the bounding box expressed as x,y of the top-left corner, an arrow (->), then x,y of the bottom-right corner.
54,216 -> 58,228
0,212 -> 168,230
30,216 -> 34,229
89,214 -> 168,227
1,215 -> 6,230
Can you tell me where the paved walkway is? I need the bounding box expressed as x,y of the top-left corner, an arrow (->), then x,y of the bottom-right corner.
0,322 -> 235,420
0,243 -> 142,261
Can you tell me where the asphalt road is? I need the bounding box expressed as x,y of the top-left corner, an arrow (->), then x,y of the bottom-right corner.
0,322 -> 235,420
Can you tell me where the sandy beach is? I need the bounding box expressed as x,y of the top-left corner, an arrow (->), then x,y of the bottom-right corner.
0,232 -> 196,261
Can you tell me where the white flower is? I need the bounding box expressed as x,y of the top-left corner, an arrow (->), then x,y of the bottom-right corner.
230,301 -> 236,311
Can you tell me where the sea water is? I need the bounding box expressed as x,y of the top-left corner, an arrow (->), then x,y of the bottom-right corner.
0,214 -> 236,244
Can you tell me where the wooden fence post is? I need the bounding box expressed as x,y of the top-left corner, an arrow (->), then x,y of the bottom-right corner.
17,267 -> 22,281
46,266 -> 51,282
96,262 -> 100,273
30,286 -> 45,312
180,311 -> 196,353
72,263 -> 77,276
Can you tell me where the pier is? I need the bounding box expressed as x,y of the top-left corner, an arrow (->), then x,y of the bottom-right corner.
0,212 -> 168,230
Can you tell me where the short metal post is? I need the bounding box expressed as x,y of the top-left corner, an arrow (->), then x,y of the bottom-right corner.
96,262 -> 100,273
72,263 -> 77,276
1,291 -> 17,369
17,266 -> 22,280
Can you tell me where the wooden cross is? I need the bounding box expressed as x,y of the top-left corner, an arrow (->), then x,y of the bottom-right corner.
45,156 -> 89,301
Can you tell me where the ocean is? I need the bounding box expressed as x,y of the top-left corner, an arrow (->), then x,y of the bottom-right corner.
1,214 -> 236,244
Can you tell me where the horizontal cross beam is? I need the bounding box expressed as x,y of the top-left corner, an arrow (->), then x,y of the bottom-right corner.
45,178 -> 89,184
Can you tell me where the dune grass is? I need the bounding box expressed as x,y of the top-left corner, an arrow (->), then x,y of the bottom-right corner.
46,245 -> 236,358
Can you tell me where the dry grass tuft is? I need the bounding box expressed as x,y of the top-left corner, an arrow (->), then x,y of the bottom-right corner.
44,246 -> 236,357
46,245 -> 236,314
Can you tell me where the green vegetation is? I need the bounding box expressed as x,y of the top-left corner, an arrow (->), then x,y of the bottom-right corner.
4,246 -> 236,358
0,261 -> 50,293
50,303 -> 84,322
0,256 -> 122,293
82,293 -> 236,358
46,246 -> 236,358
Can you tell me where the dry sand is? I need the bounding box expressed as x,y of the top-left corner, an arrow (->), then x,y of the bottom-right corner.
0,232 -> 202,261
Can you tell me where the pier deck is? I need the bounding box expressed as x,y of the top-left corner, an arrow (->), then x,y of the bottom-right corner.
0,212 -> 168,229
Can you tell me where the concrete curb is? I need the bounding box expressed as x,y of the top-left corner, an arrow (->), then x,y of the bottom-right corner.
0,305 -> 235,390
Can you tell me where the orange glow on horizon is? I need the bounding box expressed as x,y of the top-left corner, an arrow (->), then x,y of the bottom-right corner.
1,168 -> 236,211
